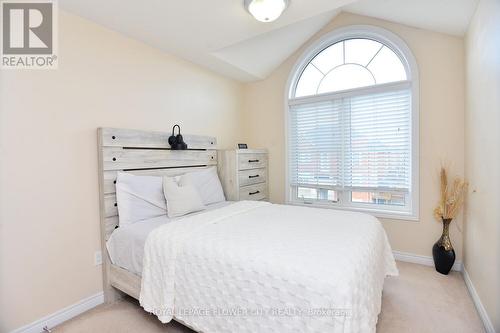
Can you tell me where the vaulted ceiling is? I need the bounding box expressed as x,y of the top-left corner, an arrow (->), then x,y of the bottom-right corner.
60,0 -> 478,82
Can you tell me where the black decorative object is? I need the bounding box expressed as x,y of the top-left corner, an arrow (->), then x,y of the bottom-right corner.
168,124 -> 188,150
238,143 -> 248,149
432,218 -> 456,275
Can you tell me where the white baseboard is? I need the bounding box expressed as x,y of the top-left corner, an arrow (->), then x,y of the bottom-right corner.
394,251 -> 495,333
393,250 -> 463,272
10,292 -> 104,333
9,254 -> 492,333
463,269 -> 496,333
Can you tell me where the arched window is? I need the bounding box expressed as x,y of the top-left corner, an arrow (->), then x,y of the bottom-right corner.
286,26 -> 419,219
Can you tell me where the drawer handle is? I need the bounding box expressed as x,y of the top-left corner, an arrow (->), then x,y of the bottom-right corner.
248,174 -> 260,179
248,159 -> 259,163
249,190 -> 260,195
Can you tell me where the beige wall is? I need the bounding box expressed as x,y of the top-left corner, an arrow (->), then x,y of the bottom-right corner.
242,12 -> 466,260
464,0 -> 500,330
1,8 -> 483,333
0,11 -> 244,332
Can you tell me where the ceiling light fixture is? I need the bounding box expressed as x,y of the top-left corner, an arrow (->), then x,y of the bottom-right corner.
244,0 -> 289,23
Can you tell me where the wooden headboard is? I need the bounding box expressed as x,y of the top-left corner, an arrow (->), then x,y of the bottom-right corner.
97,127 -> 217,240
97,127 -> 217,301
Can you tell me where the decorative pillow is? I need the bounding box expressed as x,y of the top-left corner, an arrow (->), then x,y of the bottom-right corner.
179,167 -> 225,205
163,177 -> 206,218
115,172 -> 167,227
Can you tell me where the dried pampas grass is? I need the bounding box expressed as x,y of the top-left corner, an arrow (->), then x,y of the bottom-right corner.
434,167 -> 468,221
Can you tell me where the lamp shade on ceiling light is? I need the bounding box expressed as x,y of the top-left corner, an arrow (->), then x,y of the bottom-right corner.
244,0 -> 289,23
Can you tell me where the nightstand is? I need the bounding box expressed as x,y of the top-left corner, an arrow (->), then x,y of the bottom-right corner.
217,149 -> 268,201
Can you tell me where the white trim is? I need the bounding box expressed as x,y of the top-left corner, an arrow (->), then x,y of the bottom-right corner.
289,201 -> 419,221
394,252 -> 495,332
286,25 -> 419,99
393,250 -> 463,272
463,269 -> 496,333
288,80 -> 412,106
284,24 -> 420,221
10,292 -> 104,333
8,263 -> 493,333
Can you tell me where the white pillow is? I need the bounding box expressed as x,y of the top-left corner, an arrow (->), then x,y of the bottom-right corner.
163,177 -> 206,218
179,167 -> 225,205
115,172 -> 167,227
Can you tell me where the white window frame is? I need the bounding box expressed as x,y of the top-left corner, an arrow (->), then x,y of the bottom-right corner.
284,25 -> 420,221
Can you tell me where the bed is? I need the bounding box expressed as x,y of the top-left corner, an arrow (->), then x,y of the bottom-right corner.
97,127 -> 398,333
106,201 -> 232,276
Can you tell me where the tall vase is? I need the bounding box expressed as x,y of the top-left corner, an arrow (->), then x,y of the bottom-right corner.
432,218 -> 456,275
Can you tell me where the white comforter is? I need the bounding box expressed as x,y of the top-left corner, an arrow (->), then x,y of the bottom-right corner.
140,201 -> 398,333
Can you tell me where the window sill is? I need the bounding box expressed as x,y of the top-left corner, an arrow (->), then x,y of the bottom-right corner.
287,200 -> 419,222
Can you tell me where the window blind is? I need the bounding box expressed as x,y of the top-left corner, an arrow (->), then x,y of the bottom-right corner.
289,88 -> 411,193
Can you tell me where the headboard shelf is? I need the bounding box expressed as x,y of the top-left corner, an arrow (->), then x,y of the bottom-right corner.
121,147 -> 208,151
100,127 -> 216,149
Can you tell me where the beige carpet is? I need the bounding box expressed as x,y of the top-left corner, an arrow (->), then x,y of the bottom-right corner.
54,262 -> 484,333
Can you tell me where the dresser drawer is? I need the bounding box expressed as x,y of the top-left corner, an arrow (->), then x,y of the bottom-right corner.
239,183 -> 267,201
238,168 -> 267,187
238,153 -> 267,170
